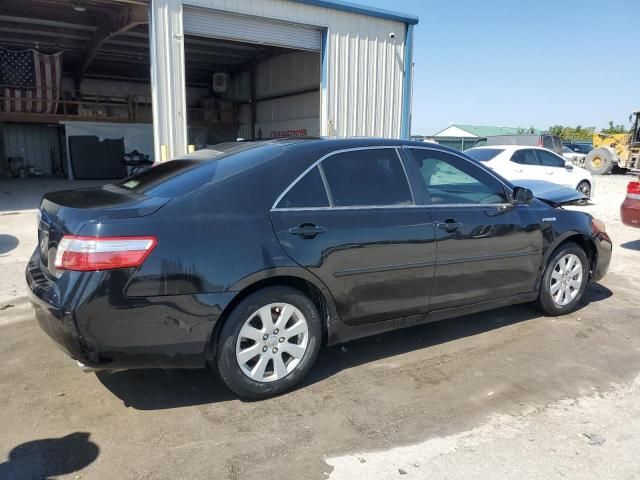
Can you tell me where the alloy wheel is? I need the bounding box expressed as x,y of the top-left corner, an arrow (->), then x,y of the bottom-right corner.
235,303 -> 309,383
550,253 -> 583,306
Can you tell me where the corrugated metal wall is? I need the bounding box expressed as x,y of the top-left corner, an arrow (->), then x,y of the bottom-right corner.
182,0 -> 407,139
1,123 -> 62,175
231,50 -> 320,138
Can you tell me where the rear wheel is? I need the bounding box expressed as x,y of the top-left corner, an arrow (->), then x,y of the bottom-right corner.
215,286 -> 322,399
577,180 -> 591,198
536,242 -> 589,316
584,148 -> 615,175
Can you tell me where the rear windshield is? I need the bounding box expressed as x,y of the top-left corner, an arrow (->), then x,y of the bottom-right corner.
465,148 -> 504,162
115,143 -> 282,197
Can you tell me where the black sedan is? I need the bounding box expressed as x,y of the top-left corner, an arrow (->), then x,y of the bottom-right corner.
27,138 -> 611,399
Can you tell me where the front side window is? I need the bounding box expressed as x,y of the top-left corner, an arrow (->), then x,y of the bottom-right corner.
536,149 -> 566,168
542,136 -> 553,149
321,149 -> 413,207
511,149 -> 540,165
277,166 -> 329,209
407,149 -> 508,205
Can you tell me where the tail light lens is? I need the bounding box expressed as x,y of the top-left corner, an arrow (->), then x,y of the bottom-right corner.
627,181 -> 640,199
54,236 -> 157,272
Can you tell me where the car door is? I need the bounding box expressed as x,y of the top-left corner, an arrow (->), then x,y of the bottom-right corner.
404,147 -> 543,310
270,147 -> 437,326
535,149 -> 573,187
509,148 -> 545,181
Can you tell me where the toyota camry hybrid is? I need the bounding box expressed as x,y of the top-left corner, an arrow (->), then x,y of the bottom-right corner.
27,138 -> 612,399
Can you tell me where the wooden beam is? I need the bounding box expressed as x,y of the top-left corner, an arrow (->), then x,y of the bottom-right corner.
78,4 -> 147,79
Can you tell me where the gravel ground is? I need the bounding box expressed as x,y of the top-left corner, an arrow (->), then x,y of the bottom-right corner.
1,175 -> 639,480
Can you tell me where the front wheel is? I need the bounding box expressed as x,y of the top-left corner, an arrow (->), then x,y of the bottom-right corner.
577,180 -> 591,198
584,148 -> 615,175
536,242 -> 589,316
215,286 -> 322,399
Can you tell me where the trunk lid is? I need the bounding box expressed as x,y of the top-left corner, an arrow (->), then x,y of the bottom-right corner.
38,184 -> 170,277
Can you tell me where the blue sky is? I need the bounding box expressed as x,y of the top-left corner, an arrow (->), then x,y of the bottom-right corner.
361,0 -> 640,136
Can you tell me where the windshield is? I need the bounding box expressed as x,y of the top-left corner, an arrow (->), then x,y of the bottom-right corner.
465,148 -> 504,162
115,143 -> 282,197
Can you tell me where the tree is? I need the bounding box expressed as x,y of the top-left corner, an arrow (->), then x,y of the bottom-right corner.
601,121 -> 628,135
546,125 -> 595,141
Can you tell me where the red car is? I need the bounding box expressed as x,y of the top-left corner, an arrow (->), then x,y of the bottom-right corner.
621,180 -> 640,227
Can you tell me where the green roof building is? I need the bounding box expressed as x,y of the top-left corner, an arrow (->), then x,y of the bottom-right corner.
431,124 -> 543,150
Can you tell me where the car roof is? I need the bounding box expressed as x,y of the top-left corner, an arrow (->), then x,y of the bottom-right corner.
192,137 -> 464,156
468,145 -> 554,153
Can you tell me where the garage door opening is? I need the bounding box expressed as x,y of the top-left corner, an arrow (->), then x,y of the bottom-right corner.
184,35 -> 321,147
182,10 -> 321,147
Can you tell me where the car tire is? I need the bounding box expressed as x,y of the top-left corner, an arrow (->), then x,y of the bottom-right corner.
584,148 -> 615,175
536,242 -> 589,316
577,180 -> 591,198
215,286 -> 322,399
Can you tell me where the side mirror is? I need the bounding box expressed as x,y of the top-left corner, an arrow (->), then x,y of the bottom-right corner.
512,186 -> 534,205
565,163 -> 574,170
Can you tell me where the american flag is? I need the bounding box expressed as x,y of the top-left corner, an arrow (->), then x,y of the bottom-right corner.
0,47 -> 62,114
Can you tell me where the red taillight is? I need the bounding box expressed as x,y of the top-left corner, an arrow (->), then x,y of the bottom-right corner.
54,236 -> 157,271
627,181 -> 640,199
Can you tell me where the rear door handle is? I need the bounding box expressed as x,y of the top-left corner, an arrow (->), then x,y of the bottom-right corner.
288,224 -> 327,239
437,221 -> 463,233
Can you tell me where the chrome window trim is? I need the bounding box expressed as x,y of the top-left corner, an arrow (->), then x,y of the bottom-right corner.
317,164 -> 334,207
403,145 -> 514,205
272,203 -> 513,212
271,146 -> 416,211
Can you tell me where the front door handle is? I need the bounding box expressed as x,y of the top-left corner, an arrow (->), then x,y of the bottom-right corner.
288,224 -> 327,239
437,220 -> 463,233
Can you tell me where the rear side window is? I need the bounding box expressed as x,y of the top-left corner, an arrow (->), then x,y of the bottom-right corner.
321,149 -> 413,207
277,166 -> 329,209
511,149 -> 540,165
465,148 -> 504,162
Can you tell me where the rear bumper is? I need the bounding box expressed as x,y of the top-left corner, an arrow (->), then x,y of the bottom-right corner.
621,197 -> 640,228
26,250 -> 236,370
26,253 -> 99,364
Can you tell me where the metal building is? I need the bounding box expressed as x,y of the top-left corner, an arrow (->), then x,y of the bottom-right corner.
150,0 -> 418,160
0,0 -> 417,179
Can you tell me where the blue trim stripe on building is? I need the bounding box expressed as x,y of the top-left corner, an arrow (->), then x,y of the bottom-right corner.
320,28 -> 328,135
400,23 -> 414,139
294,0 -> 419,25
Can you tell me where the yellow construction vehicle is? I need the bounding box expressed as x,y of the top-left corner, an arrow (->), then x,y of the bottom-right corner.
582,111 -> 640,174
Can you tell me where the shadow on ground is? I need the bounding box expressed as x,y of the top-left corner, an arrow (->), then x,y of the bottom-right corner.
97,283 -> 612,410
0,432 -> 99,480
621,239 -> 640,251
0,234 -> 19,255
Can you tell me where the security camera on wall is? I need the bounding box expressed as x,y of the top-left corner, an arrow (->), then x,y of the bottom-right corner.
212,73 -> 229,93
